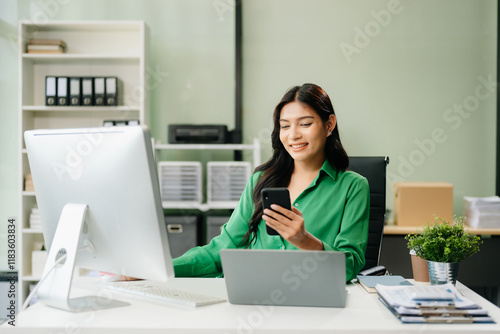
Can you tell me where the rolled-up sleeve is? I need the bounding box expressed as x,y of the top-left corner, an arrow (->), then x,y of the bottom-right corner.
173,173 -> 259,277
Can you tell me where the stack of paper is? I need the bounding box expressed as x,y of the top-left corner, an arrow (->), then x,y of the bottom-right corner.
375,284 -> 495,323
464,196 -> 500,228
29,207 -> 42,231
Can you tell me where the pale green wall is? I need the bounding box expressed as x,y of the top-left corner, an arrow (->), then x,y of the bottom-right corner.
0,0 -> 497,270
0,0 -> 21,272
242,0 -> 497,218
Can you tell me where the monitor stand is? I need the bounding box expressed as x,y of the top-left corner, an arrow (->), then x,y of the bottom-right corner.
37,203 -> 129,312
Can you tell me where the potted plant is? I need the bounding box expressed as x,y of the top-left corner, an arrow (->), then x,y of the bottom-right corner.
405,216 -> 482,285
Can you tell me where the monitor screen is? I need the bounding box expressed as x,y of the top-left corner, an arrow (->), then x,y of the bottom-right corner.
24,126 -> 174,311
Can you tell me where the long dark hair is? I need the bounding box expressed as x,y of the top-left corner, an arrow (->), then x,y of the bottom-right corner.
242,83 -> 349,246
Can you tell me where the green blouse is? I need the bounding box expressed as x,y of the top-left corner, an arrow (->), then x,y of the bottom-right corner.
172,160 -> 370,281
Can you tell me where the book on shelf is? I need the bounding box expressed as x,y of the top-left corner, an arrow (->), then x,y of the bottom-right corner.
27,38 -> 66,54
375,283 -> 495,324
24,173 -> 34,192
27,44 -> 65,53
357,275 -> 412,293
29,38 -> 67,47
27,50 -> 65,54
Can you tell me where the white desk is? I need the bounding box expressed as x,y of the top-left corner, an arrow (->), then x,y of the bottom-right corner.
4,277 -> 500,333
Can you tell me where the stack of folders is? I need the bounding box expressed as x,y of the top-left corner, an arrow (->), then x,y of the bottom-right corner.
464,196 -> 500,228
375,283 -> 495,324
27,38 -> 66,54
45,76 -> 119,106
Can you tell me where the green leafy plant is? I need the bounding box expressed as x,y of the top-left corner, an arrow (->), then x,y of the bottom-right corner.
405,216 -> 482,263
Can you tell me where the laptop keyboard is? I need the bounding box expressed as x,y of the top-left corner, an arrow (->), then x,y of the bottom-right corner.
104,281 -> 226,307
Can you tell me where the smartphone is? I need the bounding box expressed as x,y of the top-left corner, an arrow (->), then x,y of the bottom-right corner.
261,187 -> 292,235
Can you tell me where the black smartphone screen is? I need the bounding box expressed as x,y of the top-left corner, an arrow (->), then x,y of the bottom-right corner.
261,188 -> 291,235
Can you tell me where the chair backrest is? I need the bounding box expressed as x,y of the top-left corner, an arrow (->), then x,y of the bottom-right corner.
348,156 -> 389,271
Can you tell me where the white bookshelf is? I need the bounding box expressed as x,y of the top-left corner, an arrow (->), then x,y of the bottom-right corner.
17,20 -> 149,305
154,138 -> 261,210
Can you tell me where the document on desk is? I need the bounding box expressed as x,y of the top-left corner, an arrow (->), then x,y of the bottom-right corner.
375,283 -> 496,324
376,283 -> 477,309
357,275 -> 411,293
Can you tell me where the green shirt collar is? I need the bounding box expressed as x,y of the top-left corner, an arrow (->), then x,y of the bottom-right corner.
309,160 -> 338,190
320,160 -> 338,181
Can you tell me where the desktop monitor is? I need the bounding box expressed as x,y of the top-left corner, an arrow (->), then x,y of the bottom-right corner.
24,126 -> 174,311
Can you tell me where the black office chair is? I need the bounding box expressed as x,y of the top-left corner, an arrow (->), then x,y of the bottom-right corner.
348,156 -> 389,276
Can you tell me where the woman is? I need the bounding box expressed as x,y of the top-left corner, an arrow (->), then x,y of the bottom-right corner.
173,83 -> 370,281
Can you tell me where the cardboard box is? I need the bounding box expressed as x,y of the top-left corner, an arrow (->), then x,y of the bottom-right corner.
393,182 -> 453,226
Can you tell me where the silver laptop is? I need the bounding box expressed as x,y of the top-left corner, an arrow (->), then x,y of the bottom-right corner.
220,249 -> 347,308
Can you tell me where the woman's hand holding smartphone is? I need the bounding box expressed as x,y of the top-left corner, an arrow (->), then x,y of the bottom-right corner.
261,188 -> 292,235
261,187 -> 323,250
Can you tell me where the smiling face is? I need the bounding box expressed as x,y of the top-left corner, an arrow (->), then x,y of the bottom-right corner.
279,101 -> 336,168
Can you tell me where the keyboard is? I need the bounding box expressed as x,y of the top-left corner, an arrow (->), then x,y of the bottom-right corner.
104,280 -> 226,307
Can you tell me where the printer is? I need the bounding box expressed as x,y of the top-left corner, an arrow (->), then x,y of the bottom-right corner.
168,124 -> 229,144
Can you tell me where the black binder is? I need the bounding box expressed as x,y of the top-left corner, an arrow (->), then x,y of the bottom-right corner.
93,77 -> 105,106
45,76 -> 57,106
81,77 -> 93,106
105,77 -> 118,106
56,77 -> 69,105
69,77 -> 81,106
